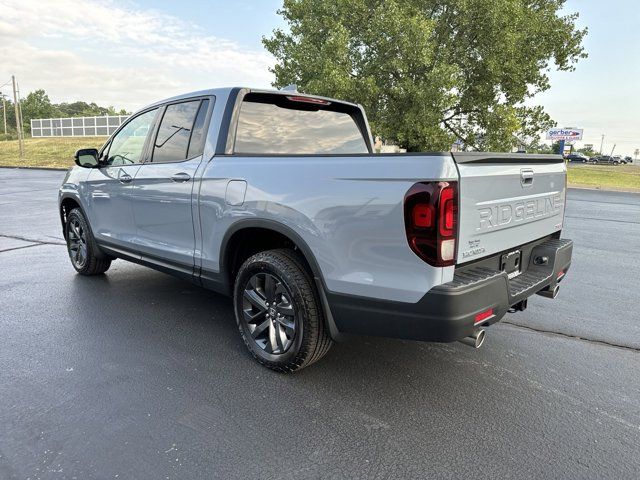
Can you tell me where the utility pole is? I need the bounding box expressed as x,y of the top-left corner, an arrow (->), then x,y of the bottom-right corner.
11,76 -> 24,157
599,134 -> 604,155
0,93 -> 6,135
16,82 -> 24,138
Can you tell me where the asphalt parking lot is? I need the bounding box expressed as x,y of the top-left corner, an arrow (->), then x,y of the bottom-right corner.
1,168 -> 639,479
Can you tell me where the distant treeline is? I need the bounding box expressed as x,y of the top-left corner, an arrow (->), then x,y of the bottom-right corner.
1,89 -> 129,137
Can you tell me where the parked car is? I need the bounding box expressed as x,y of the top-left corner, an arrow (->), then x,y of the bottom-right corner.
565,153 -> 587,163
59,87 -> 573,372
589,155 -> 621,165
623,156 -> 633,164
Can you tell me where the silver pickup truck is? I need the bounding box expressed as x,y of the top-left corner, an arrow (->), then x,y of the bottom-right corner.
59,87 -> 573,372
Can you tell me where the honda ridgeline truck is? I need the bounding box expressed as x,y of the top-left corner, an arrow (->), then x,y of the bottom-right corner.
59,88 -> 573,372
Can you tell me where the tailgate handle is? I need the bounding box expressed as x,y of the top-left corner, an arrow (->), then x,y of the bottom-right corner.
520,169 -> 534,187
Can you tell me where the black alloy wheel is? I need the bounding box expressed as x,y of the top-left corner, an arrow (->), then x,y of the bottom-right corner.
67,216 -> 88,269
65,208 -> 112,275
233,249 -> 333,372
242,272 -> 297,354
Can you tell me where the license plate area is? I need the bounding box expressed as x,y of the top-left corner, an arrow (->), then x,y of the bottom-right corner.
501,250 -> 522,279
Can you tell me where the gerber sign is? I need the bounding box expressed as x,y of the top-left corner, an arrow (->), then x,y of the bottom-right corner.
546,128 -> 583,141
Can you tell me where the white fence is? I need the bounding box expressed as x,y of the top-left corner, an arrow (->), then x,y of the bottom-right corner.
30,115 -> 129,137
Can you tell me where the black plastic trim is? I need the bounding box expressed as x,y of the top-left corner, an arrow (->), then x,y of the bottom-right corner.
215,152 -> 451,159
59,195 -> 111,260
215,87 -> 243,155
217,218 -> 325,290
452,152 -> 564,164
214,219 -> 344,340
98,240 -> 196,284
326,238 -> 573,343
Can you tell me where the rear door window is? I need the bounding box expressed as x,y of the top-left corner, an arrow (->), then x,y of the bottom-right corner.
152,100 -> 204,163
234,95 -> 368,155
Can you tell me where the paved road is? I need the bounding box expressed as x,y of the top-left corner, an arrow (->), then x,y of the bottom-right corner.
1,168 -> 639,479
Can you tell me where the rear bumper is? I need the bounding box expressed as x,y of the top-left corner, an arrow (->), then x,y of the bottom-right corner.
327,238 -> 573,342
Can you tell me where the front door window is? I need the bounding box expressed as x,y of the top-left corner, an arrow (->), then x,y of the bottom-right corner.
106,109 -> 158,165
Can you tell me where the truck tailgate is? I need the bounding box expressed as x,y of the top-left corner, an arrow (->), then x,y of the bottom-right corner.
452,153 -> 566,264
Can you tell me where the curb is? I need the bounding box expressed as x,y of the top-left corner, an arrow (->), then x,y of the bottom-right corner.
0,166 -> 68,171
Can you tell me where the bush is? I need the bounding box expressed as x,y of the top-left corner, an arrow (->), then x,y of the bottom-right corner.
0,133 -> 17,141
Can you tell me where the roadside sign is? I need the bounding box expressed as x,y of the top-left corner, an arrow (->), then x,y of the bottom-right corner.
546,128 -> 583,141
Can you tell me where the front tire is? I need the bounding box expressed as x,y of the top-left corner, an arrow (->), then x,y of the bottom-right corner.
233,249 -> 332,372
65,208 -> 111,275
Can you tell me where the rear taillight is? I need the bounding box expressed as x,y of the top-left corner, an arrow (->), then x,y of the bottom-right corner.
404,181 -> 458,267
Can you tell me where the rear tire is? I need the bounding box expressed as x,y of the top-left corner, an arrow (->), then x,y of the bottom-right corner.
65,208 -> 111,275
233,249 -> 332,372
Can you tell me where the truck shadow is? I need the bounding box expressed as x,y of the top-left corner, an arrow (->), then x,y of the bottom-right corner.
67,261 -> 474,395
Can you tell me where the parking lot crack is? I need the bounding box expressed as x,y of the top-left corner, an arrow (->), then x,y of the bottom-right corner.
0,234 -> 66,247
0,243 -> 51,253
564,215 -> 640,225
502,320 -> 640,353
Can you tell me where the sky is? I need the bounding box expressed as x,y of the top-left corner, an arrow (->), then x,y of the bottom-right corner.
1,0 -> 638,157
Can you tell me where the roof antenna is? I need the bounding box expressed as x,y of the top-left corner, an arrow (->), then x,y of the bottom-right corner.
281,84 -> 298,92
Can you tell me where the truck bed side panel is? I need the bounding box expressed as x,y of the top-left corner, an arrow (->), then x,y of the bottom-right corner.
198,154 -> 458,303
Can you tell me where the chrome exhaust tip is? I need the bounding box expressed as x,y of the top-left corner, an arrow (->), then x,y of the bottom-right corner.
537,284 -> 560,299
459,329 -> 486,349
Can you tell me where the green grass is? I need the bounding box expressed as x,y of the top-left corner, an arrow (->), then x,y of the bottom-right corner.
0,137 -> 106,168
567,164 -> 640,192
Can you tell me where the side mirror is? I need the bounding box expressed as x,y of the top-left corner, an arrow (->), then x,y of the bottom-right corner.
74,148 -> 100,168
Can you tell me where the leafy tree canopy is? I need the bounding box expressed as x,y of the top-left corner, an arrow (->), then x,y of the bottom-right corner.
264,0 -> 587,151
1,89 -> 129,134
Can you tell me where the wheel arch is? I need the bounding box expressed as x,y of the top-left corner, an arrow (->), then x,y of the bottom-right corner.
219,219 -> 344,341
220,219 -> 324,289
59,195 -> 83,240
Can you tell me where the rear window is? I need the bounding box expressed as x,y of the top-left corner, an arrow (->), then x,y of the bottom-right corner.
233,95 -> 369,155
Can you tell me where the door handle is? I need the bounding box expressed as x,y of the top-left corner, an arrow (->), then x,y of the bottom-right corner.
171,172 -> 191,183
119,173 -> 132,184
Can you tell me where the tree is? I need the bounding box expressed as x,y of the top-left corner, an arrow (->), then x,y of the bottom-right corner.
577,146 -> 596,157
57,101 -> 107,117
0,95 -> 17,134
520,139 -> 553,155
264,0 -> 587,151
20,89 -> 59,133
550,140 -> 563,154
